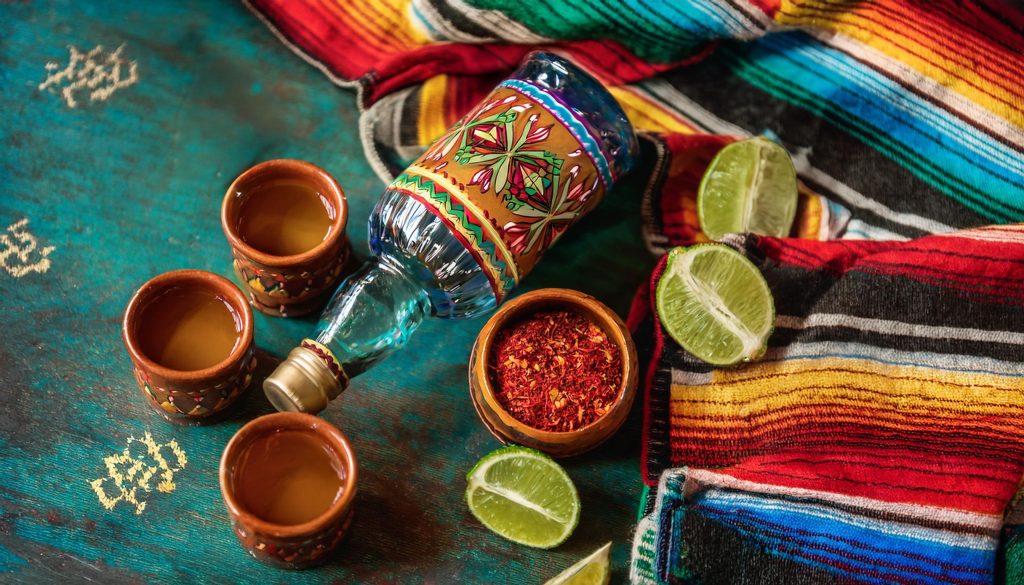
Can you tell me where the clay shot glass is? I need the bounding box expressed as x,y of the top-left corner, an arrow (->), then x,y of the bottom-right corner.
122,269 -> 256,424
469,288 -> 639,458
221,159 -> 351,317
219,412 -> 358,569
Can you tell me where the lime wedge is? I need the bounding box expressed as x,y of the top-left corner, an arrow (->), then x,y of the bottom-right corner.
465,446 -> 580,549
697,136 -> 798,241
544,542 -> 612,585
655,244 -> 774,365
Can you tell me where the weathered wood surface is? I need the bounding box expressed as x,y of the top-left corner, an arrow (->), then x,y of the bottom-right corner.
0,1 -> 655,582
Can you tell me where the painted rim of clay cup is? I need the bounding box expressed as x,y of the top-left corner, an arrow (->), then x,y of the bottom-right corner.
219,412 -> 358,539
122,269 -> 254,383
220,159 -> 348,268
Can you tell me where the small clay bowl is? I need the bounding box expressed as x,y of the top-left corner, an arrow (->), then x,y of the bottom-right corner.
469,288 -> 638,458
221,159 -> 351,317
219,412 -> 358,569
122,269 -> 256,424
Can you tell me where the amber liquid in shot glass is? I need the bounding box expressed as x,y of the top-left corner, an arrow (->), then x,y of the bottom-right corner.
123,269 -> 256,423
232,430 -> 345,525
235,181 -> 335,257
137,288 -> 241,371
220,412 -> 358,569
222,160 -> 351,318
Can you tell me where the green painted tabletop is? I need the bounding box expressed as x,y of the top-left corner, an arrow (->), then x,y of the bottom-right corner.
0,1 -> 655,582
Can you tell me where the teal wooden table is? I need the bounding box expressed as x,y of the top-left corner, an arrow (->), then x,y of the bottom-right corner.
0,1 -> 655,582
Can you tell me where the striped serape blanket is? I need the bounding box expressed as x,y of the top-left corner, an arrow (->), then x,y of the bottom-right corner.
247,0 -> 1024,240
247,0 -> 1024,582
629,228 -> 1024,583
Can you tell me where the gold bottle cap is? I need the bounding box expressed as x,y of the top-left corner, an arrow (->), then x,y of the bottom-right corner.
263,346 -> 343,414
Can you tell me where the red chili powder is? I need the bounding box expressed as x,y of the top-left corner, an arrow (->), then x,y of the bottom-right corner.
488,309 -> 622,432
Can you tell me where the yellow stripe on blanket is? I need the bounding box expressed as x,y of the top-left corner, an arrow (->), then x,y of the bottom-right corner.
609,86 -> 700,135
417,74 -> 450,147
671,356 -> 1024,419
777,0 -> 1024,128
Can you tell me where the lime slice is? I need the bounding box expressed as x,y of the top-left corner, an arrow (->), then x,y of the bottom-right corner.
544,542 -> 612,585
655,244 -> 774,365
465,446 -> 580,549
697,136 -> 798,241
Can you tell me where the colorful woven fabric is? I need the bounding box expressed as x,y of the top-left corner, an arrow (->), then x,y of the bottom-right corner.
247,0 -> 1024,582
247,0 -> 1024,241
630,228 -> 1024,583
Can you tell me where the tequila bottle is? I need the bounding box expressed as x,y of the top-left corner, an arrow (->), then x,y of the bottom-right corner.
264,52 -> 638,413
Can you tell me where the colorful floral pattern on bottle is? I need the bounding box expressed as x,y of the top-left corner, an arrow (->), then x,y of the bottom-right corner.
391,84 -> 611,301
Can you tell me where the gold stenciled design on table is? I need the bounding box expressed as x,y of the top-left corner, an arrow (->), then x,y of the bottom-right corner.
0,218 -> 56,278
89,432 -> 188,515
39,44 -> 139,109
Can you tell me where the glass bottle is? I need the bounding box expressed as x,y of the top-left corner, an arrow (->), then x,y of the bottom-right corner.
263,52 -> 638,413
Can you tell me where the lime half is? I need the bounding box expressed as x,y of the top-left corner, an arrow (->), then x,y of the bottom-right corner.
655,244 -> 774,365
697,136 -> 798,241
465,446 -> 580,549
544,542 -> 612,585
